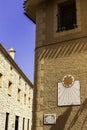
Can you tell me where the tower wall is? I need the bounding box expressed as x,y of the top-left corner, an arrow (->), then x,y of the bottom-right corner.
32,0 -> 87,130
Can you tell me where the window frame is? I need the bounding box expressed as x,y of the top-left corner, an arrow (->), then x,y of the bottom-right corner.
57,0 -> 77,32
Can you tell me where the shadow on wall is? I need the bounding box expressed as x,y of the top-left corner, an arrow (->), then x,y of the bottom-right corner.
67,98 -> 87,130
50,98 -> 87,130
50,107 -> 72,130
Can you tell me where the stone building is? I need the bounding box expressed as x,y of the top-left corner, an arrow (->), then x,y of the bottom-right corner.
0,44 -> 33,130
24,0 -> 87,130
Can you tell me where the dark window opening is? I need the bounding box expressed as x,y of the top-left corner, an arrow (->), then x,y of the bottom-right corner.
15,116 -> 19,130
17,88 -> 21,101
10,66 -> 13,70
27,119 -> 29,130
57,0 -> 77,32
0,73 -> 2,88
5,113 -> 9,130
23,118 -> 25,130
8,81 -> 12,96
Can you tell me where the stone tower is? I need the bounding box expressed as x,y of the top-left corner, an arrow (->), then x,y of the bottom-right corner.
24,0 -> 87,129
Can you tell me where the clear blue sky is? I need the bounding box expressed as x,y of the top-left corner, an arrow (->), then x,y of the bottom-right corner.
0,0 -> 36,82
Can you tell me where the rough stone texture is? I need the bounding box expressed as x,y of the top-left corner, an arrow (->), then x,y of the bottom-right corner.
0,51 -> 33,130
43,51 -> 87,130
31,0 -> 87,130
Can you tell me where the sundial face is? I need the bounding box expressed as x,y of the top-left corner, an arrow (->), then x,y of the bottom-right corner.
58,74 -> 81,106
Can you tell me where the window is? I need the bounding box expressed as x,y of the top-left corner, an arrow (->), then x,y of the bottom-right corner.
17,88 -> 21,101
10,66 -> 13,70
15,116 -> 19,130
19,76 -> 21,85
19,76 -> 21,80
5,113 -> 9,130
24,94 -> 26,105
27,119 -> 29,130
8,81 -> 12,96
0,73 -> 2,88
57,0 -> 77,32
25,83 -> 27,91
23,118 -> 25,130
28,97 -> 31,108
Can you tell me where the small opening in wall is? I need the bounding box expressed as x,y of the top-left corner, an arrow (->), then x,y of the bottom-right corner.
10,66 -> 13,70
17,88 -> 21,101
0,73 -> 2,88
24,94 -> 26,105
8,81 -> 12,96
19,76 -> 21,80
25,83 -> 27,91
28,97 -> 31,108
19,76 -> 21,85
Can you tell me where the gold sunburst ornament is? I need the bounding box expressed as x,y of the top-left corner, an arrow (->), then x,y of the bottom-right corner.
58,74 -> 81,106
62,75 -> 74,88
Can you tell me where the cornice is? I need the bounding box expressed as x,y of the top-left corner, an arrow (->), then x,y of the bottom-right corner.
24,0 -> 45,23
0,44 -> 33,88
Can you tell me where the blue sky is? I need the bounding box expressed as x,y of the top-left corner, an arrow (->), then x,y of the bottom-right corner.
0,0 -> 36,82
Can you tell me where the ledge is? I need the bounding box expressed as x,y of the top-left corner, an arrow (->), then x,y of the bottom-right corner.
24,0 -> 45,23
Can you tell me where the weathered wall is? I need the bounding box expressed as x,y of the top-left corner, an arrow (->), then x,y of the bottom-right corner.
33,0 -> 87,130
0,52 -> 33,130
36,0 -> 87,47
